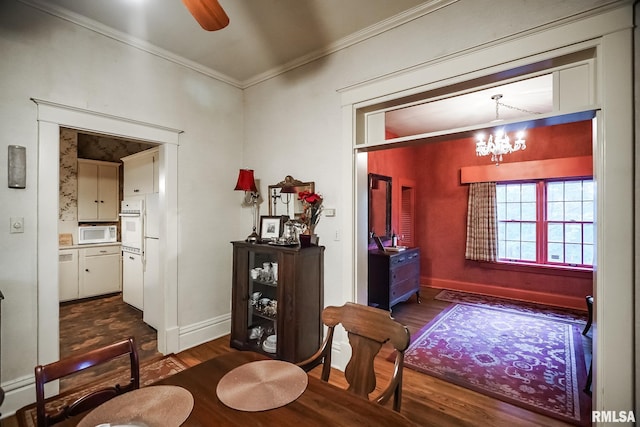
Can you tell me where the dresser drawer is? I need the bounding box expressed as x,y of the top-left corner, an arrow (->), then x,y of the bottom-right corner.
390,250 -> 419,268
391,261 -> 419,284
391,277 -> 420,302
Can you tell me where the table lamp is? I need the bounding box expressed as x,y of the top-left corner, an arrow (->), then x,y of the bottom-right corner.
234,169 -> 260,243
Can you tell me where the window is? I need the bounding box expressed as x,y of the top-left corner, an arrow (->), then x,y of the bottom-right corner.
496,179 -> 594,268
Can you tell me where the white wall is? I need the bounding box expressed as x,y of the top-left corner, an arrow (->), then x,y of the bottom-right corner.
0,0 -> 243,413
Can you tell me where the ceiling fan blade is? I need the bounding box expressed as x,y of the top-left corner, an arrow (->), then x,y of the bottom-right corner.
182,0 -> 230,31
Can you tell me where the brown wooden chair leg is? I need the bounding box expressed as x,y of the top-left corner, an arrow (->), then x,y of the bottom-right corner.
584,360 -> 592,396
582,295 -> 593,335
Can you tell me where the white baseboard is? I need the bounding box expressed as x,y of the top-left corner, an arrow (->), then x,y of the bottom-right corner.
1,374 -> 36,419
178,313 -> 231,352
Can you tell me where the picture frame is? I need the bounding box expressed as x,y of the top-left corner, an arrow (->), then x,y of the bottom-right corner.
259,215 -> 288,241
373,235 -> 385,252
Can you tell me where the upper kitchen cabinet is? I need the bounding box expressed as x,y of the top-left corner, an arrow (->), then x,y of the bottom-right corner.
122,148 -> 159,196
77,159 -> 120,222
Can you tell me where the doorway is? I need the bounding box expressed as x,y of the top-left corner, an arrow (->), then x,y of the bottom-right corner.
35,99 -> 181,371
58,128 -> 160,369
344,19 -> 634,410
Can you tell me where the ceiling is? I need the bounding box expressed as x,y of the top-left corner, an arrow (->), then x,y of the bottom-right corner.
29,0 -> 430,87
26,0 -> 553,136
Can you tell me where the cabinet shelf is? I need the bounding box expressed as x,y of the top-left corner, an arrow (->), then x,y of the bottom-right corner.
251,279 -> 278,288
231,241 -> 324,363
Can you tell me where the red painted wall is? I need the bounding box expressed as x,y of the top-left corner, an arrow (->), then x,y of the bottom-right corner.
369,121 -> 593,309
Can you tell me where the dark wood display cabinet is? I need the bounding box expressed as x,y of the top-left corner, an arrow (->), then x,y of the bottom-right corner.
368,247 -> 421,311
230,241 -> 324,363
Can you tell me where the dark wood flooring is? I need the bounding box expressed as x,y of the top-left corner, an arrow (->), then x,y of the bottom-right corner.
3,288 -> 590,427
58,293 -> 161,391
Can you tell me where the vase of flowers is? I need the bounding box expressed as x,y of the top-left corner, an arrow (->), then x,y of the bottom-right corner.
298,190 -> 323,245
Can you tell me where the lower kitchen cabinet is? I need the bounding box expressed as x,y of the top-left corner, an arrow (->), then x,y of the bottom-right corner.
59,244 -> 122,302
79,245 -> 122,298
122,251 -> 144,310
59,249 -> 79,302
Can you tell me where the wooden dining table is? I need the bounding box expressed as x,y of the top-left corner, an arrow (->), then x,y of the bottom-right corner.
64,351 -> 416,426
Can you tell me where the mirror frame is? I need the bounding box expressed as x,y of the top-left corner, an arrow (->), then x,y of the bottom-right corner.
368,173 -> 392,240
268,175 -> 314,218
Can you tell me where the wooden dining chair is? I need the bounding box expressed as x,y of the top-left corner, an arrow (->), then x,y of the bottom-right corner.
35,337 -> 140,427
297,302 -> 411,412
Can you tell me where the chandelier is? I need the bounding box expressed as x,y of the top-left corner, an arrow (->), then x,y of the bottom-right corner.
475,94 -> 527,165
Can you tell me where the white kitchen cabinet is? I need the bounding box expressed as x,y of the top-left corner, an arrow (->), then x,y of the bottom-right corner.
77,159 -> 120,222
122,251 -> 144,310
122,148 -> 159,196
59,249 -> 79,302
79,245 -> 122,298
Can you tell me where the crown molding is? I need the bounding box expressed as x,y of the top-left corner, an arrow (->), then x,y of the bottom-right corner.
19,0 -> 245,88
242,0 -> 459,88
19,0 -> 458,90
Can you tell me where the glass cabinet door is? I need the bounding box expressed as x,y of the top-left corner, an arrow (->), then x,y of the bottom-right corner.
246,250 -> 279,354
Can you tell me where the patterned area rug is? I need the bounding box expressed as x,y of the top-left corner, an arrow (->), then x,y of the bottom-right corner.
403,304 -> 590,426
435,289 -> 588,324
16,355 -> 188,427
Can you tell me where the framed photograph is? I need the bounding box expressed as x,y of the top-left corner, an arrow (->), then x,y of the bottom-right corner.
373,235 -> 385,252
259,216 -> 288,241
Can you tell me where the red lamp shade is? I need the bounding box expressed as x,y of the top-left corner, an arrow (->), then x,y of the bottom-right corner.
234,169 -> 258,192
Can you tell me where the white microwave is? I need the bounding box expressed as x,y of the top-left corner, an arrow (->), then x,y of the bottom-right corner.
78,225 -> 118,245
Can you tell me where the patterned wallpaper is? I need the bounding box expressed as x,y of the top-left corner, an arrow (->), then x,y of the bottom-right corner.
59,128 -> 156,221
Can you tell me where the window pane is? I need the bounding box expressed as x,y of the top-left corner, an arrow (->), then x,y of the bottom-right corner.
521,183 -> 536,202
583,224 -> 594,244
583,180 -> 594,201
564,201 -> 582,221
583,201 -> 594,221
565,243 -> 582,264
506,203 -> 521,220
548,201 -> 564,221
565,224 -> 582,244
584,245 -> 594,265
521,242 -> 536,261
506,222 -> 521,241
497,222 -> 506,240
564,181 -> 582,201
498,241 -> 506,259
521,223 -> 536,242
547,182 -> 564,201
521,202 -> 536,221
506,185 -> 521,202
548,242 -> 564,263
506,241 -> 520,259
548,223 -> 563,243
496,185 -> 506,201
497,202 -> 506,220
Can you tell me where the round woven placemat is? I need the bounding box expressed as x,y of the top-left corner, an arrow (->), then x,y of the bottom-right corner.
216,360 -> 308,412
77,385 -> 193,427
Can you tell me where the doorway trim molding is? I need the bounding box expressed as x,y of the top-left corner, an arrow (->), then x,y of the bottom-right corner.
340,4 -> 633,416
33,99 -> 182,370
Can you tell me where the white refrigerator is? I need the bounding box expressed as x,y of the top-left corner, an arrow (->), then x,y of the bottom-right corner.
143,193 -> 161,330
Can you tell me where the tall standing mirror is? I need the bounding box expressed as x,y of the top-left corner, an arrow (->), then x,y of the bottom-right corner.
368,173 -> 392,240
269,175 -> 314,219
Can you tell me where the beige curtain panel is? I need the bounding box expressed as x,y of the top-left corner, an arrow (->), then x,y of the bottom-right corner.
465,182 -> 497,262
